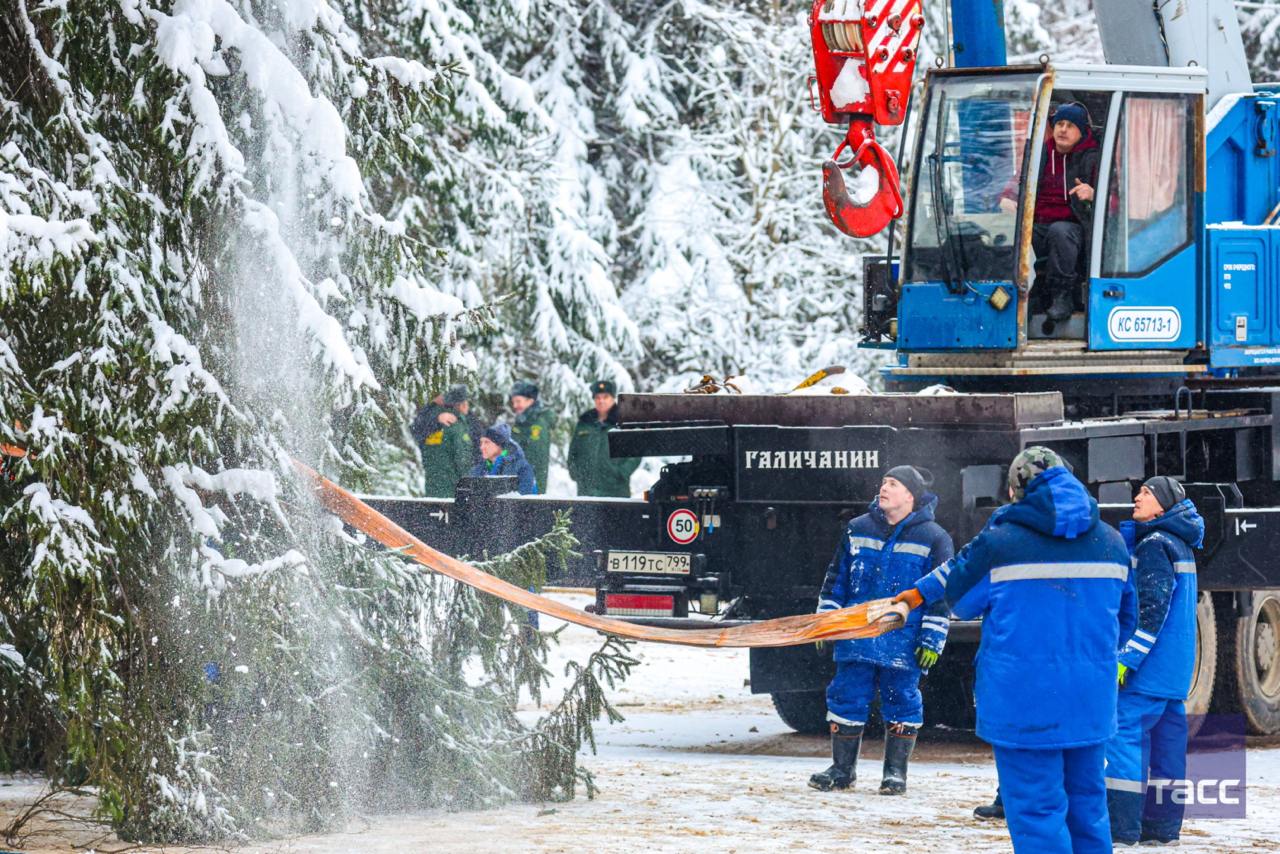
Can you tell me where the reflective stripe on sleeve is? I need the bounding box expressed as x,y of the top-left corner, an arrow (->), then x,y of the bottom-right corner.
1134,629 -> 1157,644
1125,639 -> 1151,655
1174,561 -> 1196,574
893,542 -> 932,557
989,562 -> 1128,583
818,599 -> 841,612
849,536 -> 884,551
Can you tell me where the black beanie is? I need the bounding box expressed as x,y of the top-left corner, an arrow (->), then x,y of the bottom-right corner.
884,465 -> 928,504
483,422 -> 512,447
1051,102 -> 1091,139
1143,476 -> 1185,512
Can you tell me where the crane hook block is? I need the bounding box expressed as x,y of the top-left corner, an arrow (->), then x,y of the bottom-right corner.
822,125 -> 903,238
810,0 -> 920,237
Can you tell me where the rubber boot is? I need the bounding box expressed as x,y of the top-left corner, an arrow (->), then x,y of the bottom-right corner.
808,723 -> 863,791
973,790 -> 1005,821
879,723 -> 918,795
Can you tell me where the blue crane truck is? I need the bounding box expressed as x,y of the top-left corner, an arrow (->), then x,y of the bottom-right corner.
368,0 -> 1280,736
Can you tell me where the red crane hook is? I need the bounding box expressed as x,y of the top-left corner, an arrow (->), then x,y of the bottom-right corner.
822,120 -> 903,238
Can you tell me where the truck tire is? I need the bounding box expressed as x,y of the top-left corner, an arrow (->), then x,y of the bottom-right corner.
1214,590 -> 1280,735
770,690 -> 829,734
1186,592 -> 1216,718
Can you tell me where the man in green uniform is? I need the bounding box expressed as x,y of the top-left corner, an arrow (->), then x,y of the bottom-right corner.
509,380 -> 554,493
411,384 -> 474,498
567,380 -> 640,498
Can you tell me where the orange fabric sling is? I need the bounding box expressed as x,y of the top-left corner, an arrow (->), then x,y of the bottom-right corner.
294,460 -> 908,648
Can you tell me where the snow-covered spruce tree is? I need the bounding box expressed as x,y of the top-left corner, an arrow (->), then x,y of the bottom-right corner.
343,0 -> 643,425
1240,3 -> 1280,83
0,0 -> 632,841
481,0 -> 888,395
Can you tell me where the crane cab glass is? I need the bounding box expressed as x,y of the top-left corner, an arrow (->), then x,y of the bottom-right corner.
905,73 -> 1038,286
892,65 -> 1206,357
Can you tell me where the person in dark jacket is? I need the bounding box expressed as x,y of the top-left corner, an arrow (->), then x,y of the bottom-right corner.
469,422 -> 538,495
808,466 -> 953,795
411,384 -> 475,498
1106,477 -> 1203,847
1000,102 -> 1101,322
896,447 -> 1137,854
566,380 -> 639,498
509,380 -> 554,493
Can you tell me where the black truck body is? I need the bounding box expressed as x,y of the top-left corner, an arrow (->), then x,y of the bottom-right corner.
368,386 -> 1280,736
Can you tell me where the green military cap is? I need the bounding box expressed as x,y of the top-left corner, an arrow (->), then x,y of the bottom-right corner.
510,379 -> 539,399
591,379 -> 617,396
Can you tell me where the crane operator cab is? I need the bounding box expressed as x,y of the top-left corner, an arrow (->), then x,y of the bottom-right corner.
874,64 -> 1206,379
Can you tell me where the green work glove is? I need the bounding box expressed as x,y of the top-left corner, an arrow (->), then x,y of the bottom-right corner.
916,647 -> 939,670
1117,662 -> 1130,687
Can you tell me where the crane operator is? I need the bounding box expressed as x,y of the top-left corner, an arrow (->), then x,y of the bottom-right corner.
1000,102 -> 1100,324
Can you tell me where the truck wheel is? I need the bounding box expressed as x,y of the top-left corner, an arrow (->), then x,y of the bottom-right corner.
1215,590 -> 1280,735
770,690 -> 829,734
1186,592 -> 1216,718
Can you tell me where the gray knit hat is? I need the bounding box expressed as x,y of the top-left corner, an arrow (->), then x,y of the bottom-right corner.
1142,476 -> 1185,512
1008,446 -> 1067,501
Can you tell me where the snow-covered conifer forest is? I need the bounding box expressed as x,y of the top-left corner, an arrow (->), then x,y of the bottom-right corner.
2,0 -> 1279,844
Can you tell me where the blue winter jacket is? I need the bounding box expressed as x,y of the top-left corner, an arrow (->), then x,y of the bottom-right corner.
1117,498 -> 1203,700
916,467 -> 1137,749
818,494 -> 954,670
468,440 -> 538,495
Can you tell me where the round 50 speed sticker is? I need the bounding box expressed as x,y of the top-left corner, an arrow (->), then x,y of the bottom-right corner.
666,508 -> 700,545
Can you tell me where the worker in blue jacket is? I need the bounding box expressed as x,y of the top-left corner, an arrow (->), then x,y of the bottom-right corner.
1106,476 -> 1203,847
895,447 -> 1136,853
469,422 -> 538,495
808,465 -> 953,796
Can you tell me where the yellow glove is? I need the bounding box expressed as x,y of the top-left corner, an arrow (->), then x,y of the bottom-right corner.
916,647 -> 939,670
815,639 -> 828,653
1118,662 -> 1130,687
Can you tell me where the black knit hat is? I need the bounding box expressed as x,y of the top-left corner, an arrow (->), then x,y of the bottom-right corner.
1143,476 -> 1185,512
884,465 -> 929,504
483,422 -> 512,447
591,379 -> 617,396
442,384 -> 469,405
510,380 -> 539,400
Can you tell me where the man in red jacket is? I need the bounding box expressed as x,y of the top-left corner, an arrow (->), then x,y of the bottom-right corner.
1000,102 -> 1101,322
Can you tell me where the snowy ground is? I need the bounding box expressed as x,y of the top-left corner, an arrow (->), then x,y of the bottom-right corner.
4,594 -> 1280,852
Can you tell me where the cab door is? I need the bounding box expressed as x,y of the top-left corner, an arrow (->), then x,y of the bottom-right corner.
1089,92 -> 1199,350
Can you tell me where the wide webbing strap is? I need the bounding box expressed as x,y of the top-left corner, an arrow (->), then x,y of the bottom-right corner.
294,460 -> 909,648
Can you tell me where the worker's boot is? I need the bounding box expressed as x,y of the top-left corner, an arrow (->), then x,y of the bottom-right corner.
808,723 -> 863,791
973,791 -> 1005,821
1046,287 -> 1074,321
879,723 -> 918,795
